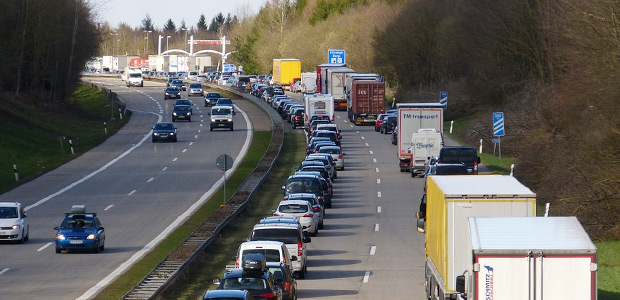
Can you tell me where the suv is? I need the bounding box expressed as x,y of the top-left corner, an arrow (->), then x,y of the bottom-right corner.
438,146 -> 481,174
290,108 -> 305,129
210,106 -> 234,131
267,262 -> 297,300
251,223 -> 311,278
0,202 -> 29,243
216,253 -> 283,300
236,241 -> 292,271
54,205 -> 105,253
188,82 -> 204,96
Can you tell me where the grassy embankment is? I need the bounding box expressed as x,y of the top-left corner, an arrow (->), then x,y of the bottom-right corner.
0,86 -> 129,194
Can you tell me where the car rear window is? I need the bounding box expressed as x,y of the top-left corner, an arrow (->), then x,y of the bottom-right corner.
440,148 -> 478,164
278,204 -> 309,213
285,179 -> 321,194
242,249 -> 281,262
222,277 -> 268,290
319,148 -> 341,154
252,229 -> 301,244
435,165 -> 469,175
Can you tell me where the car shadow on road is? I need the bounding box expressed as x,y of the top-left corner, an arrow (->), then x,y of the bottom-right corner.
297,288 -> 359,298
302,269 -> 368,280
307,259 -> 362,268
320,223 -> 361,230
306,249 -> 348,256
315,231 -> 355,237
324,212 -> 374,219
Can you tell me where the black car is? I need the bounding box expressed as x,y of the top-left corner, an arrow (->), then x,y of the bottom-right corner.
290,108 -> 305,129
152,122 -> 177,142
380,115 -> 397,134
170,79 -> 186,91
216,98 -> 236,114
203,290 -> 253,300
266,262 -> 297,300
216,253 -> 283,300
175,98 -> 193,114
282,175 -> 325,206
164,86 -> 181,100
172,105 -> 191,122
204,92 -> 222,107
438,146 -> 481,174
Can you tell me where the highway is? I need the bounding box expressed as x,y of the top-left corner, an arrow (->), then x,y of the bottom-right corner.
0,78 -> 253,300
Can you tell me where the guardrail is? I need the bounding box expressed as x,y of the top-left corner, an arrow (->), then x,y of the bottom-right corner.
121,82 -> 284,300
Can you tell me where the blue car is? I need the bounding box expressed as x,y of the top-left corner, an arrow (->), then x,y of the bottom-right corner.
54,205 -> 105,253
164,86 -> 181,99
152,122 -> 177,142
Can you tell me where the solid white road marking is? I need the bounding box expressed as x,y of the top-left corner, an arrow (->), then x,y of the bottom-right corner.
37,243 -> 52,252
104,205 -> 114,211
369,151 -> 374,155
147,178 -> 154,182
370,245 -> 377,255
362,271 -> 371,283
377,179 -> 381,184
377,191 -> 382,198
374,224 -> 380,232
128,190 -> 136,196
377,206 -> 382,213
0,268 -> 10,275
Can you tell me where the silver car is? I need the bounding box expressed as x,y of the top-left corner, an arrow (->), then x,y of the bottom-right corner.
317,145 -> 345,170
187,82 -> 204,96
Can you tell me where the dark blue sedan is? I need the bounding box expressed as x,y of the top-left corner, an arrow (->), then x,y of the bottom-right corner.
164,86 -> 181,99
152,122 -> 177,142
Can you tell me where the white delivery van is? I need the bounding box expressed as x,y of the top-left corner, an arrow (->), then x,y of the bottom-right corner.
303,93 -> 334,126
209,106 -> 234,131
235,240 -> 293,271
408,128 -> 443,177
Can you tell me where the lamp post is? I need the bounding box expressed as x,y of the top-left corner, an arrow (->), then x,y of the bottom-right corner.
111,32 -> 118,56
166,35 -> 171,53
181,27 -> 188,52
143,30 -> 152,57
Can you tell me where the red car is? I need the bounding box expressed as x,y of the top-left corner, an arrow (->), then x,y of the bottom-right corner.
375,113 -> 388,132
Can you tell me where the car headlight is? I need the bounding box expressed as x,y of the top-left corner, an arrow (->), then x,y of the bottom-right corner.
211,119 -> 216,122
186,113 -> 190,116
87,234 -> 96,240
170,132 -> 175,135
173,112 -> 177,116
56,234 -> 66,240
153,133 -> 160,136
227,118 -> 232,122
12,224 -> 20,230
165,93 -> 170,95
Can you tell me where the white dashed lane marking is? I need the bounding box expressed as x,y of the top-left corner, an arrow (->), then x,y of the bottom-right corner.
37,243 -> 52,252
362,271 -> 371,283
104,205 -> 114,211
377,206 -> 382,213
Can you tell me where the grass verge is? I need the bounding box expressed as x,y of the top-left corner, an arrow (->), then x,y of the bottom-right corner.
0,86 -> 128,194
92,130 -> 274,300
597,240 -> 620,299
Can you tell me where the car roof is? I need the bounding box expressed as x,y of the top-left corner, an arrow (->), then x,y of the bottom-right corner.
287,174 -> 320,180
279,199 -> 312,206
253,223 -> 300,230
212,105 -> 232,110
0,202 -> 20,207
240,240 -> 286,247
287,193 -> 317,198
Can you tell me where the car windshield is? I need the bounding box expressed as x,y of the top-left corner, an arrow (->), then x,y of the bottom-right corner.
252,229 -> 300,244
166,87 -> 179,91
60,216 -> 96,229
172,80 -> 183,84
217,99 -> 233,105
207,93 -> 221,98
221,277 -> 268,290
212,108 -> 231,115
242,249 -> 280,262
190,83 -> 201,88
176,100 -> 191,105
175,106 -> 189,112
129,73 -> 141,78
319,148 -> 341,154
0,207 -> 18,218
155,123 -> 174,130
278,204 -> 309,213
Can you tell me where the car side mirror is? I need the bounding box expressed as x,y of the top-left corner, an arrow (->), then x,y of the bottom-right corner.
456,275 -> 466,293
54,226 -> 59,230
416,218 -> 425,233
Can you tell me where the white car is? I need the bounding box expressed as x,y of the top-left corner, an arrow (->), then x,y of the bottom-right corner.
0,202 -> 29,243
287,193 -> 324,229
318,145 -> 345,171
274,200 -> 320,236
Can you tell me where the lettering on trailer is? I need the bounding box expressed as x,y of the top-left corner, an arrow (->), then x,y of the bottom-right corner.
484,265 -> 494,300
415,142 -> 435,149
403,114 -> 439,119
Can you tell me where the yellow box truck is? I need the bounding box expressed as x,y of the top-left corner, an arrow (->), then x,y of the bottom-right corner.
273,59 -> 301,89
416,175 -> 536,300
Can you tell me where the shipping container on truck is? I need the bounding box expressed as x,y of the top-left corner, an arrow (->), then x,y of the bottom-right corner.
303,93 -> 335,126
301,72 -> 317,93
344,73 -> 381,99
416,175 -> 537,300
315,63 -> 345,94
457,216 -> 597,300
272,59 -> 301,89
347,81 -> 386,125
325,67 -> 355,111
396,103 -> 444,172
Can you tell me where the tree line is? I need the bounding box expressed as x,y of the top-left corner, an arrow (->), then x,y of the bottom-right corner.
0,0 -> 99,101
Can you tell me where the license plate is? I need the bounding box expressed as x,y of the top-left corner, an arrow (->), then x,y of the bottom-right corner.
70,240 -> 83,244
0,231 -> 6,235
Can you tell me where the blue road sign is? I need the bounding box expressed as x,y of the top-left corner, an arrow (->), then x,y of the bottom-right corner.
492,138 -> 501,143
493,112 -> 505,136
328,49 -> 346,65
440,91 -> 448,109
224,64 -> 235,72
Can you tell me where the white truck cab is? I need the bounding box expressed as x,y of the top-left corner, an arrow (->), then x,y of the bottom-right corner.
408,128 -> 443,177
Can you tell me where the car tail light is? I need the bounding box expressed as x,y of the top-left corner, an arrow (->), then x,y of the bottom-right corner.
327,188 -> 332,195
303,213 -> 314,218
295,116 -> 301,120
259,292 -> 277,299
273,213 -> 282,217
338,154 -> 343,159
284,281 -> 292,292
313,206 -> 321,212
318,196 -> 324,203
474,162 -> 479,175
298,242 -> 303,257
283,195 -> 289,200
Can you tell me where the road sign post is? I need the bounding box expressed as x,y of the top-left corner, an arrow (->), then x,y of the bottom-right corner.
216,154 -> 234,207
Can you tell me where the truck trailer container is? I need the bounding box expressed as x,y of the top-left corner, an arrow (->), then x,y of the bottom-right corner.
315,63 -> 345,94
324,67 -> 355,110
457,216 -> 597,300
300,72 -> 317,93
273,59 -> 301,89
416,175 -> 537,300
396,103 -> 444,172
347,81 -> 385,125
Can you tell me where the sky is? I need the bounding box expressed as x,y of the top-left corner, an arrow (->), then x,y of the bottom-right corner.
94,0 -> 268,29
